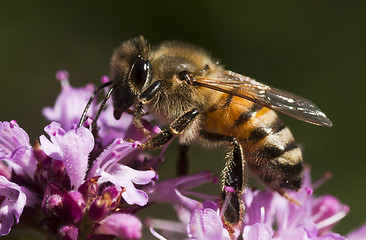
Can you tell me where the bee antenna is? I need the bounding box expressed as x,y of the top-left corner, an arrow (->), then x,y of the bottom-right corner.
90,84 -> 117,130
78,81 -> 115,128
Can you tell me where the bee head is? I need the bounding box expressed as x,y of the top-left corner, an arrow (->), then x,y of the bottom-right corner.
110,36 -> 152,120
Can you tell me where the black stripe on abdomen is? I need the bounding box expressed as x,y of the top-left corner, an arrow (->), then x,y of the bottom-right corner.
245,118 -> 285,143
255,140 -> 299,161
234,103 -> 263,127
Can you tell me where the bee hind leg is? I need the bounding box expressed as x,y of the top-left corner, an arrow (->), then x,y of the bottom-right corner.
221,138 -> 245,230
141,108 -> 199,150
177,143 -> 190,176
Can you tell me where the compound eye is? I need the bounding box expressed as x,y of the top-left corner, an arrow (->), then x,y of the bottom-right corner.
130,57 -> 152,91
176,71 -> 194,85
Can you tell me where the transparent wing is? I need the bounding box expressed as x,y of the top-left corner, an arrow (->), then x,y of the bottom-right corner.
194,70 -> 332,127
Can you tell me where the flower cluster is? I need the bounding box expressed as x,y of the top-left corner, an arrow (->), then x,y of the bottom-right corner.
148,170 -> 364,240
0,70 -> 365,239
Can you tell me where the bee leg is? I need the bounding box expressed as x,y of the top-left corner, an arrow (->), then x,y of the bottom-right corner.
177,143 -> 190,176
133,81 -> 163,136
142,108 -> 199,150
221,138 -> 245,229
133,103 -> 151,137
276,188 -> 300,205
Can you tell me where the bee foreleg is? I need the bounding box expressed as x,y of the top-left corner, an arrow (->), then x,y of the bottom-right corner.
142,108 -> 199,150
133,81 -> 163,136
177,143 -> 190,176
221,138 -> 245,229
133,103 -> 151,137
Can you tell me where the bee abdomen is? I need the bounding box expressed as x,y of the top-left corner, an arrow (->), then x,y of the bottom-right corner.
240,112 -> 304,190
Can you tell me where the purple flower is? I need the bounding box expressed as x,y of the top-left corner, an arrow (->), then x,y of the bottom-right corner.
88,186 -> 121,221
146,171 -> 217,211
0,120 -> 37,179
242,223 -> 273,240
312,195 -> 350,235
233,168 -> 350,240
58,225 -> 79,240
145,174 -> 221,240
42,192 -> 63,214
242,191 -> 274,240
39,122 -> 94,188
266,169 -> 349,240
147,168 -> 351,240
0,175 -> 27,236
244,189 -> 274,226
43,70 -> 96,130
42,71 -> 149,148
1,70 -> 365,240
0,115 -> 156,238
97,102 -> 146,147
187,204 -> 231,240
96,213 -> 142,239
347,223 -> 366,240
63,190 -> 86,223
88,139 -> 155,206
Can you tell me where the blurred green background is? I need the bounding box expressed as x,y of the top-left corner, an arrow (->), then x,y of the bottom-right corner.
1,0 -> 365,237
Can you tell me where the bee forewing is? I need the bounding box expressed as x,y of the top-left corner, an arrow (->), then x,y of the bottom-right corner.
257,86 -> 333,127
194,71 -> 333,127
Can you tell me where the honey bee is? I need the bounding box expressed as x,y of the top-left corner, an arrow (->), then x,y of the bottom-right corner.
79,36 -> 332,231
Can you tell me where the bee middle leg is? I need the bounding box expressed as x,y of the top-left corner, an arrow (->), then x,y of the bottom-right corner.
221,138 -> 245,228
141,108 -> 199,150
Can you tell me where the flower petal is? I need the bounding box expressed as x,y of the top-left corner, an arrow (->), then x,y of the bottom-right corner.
312,195 -> 349,234
88,139 -> 142,179
147,172 -> 215,211
244,189 -> 274,225
318,233 -> 346,240
0,121 -> 37,178
96,213 -> 142,239
98,105 -> 145,147
88,139 -> 153,206
242,223 -> 273,240
188,208 -> 230,240
0,176 -> 27,236
40,123 -> 94,188
42,72 -> 95,130
99,164 -> 155,206
39,135 -> 62,160
0,121 -> 29,155
347,223 -> 366,240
